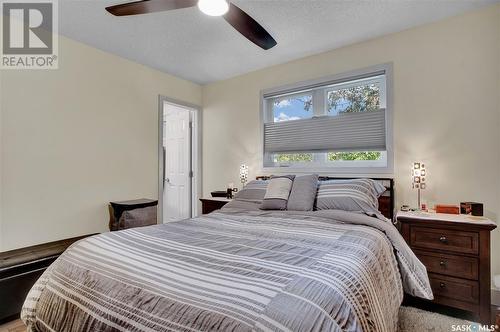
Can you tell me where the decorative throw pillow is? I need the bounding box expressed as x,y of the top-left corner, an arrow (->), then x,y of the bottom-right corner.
233,180 -> 268,202
287,174 -> 319,211
118,206 -> 157,230
224,180 -> 269,210
315,178 -> 386,216
260,175 -> 295,210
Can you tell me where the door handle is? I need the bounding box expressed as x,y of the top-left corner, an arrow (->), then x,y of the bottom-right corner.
166,178 -> 170,184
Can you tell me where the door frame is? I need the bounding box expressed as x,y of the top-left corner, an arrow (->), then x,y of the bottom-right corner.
158,95 -> 202,223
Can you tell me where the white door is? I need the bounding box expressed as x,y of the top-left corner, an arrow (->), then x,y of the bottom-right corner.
163,103 -> 191,223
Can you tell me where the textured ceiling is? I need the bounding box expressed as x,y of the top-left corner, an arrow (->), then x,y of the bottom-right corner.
60,0 -> 498,84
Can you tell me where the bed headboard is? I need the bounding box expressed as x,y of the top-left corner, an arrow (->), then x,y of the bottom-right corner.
255,176 -> 395,220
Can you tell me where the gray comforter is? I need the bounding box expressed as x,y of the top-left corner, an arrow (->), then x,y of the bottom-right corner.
22,210 -> 432,332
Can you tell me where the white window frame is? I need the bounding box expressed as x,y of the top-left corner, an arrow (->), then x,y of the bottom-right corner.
260,63 -> 393,175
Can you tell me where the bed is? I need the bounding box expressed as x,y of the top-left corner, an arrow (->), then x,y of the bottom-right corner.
22,178 -> 432,332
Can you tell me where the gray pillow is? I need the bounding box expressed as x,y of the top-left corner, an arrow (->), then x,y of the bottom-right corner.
287,174 -> 319,211
315,178 -> 386,218
233,180 -> 268,202
260,175 -> 295,210
224,180 -> 268,211
118,206 -> 157,230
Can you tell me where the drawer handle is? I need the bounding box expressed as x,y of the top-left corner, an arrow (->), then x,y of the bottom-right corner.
439,260 -> 447,267
439,282 -> 446,288
439,236 -> 448,243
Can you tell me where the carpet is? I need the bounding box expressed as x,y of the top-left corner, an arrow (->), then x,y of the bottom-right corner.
399,306 -> 479,332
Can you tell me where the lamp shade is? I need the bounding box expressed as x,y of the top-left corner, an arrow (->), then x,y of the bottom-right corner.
239,164 -> 249,185
412,162 -> 426,189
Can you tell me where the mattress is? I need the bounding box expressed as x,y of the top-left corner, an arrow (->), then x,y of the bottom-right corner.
22,209 -> 432,332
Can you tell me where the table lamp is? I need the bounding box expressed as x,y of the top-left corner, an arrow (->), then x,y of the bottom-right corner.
239,164 -> 249,187
412,162 -> 426,210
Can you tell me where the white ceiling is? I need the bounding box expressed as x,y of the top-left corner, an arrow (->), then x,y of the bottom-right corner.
60,0 -> 498,84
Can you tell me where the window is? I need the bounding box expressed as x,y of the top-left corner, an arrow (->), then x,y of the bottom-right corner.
272,92 -> 312,122
262,64 -> 392,173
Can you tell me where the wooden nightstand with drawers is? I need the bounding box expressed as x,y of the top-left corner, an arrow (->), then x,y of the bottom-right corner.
199,197 -> 231,214
397,211 -> 497,324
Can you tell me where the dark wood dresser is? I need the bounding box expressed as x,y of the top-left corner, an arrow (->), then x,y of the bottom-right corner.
397,211 -> 496,324
200,198 -> 231,214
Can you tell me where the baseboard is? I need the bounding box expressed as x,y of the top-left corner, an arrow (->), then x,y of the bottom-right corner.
492,288 -> 500,306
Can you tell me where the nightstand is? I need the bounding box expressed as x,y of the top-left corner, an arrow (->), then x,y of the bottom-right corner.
397,211 -> 497,324
199,197 -> 231,214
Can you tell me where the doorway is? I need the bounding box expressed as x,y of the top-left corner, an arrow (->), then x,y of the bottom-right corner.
158,96 -> 201,223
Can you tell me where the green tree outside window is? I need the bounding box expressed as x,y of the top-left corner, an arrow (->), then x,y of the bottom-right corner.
273,84 -> 382,163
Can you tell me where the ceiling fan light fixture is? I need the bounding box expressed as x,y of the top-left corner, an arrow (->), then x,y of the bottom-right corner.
197,0 -> 229,16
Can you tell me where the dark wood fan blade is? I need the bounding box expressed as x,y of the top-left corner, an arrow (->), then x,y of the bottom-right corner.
223,3 -> 277,50
106,0 -> 197,16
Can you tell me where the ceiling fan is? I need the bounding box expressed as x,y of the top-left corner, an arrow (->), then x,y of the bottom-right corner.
105,0 -> 277,50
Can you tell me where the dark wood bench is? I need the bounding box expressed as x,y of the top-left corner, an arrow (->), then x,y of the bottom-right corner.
0,234 -> 96,323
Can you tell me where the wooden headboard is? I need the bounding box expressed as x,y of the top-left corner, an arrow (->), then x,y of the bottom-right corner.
256,176 -> 395,220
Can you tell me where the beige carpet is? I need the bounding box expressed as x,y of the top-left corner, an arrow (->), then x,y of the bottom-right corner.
0,319 -> 25,332
399,306 -> 477,332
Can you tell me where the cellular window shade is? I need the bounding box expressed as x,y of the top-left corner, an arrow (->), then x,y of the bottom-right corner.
264,109 -> 386,154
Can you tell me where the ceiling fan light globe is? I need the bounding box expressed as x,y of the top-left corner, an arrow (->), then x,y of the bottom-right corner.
198,0 -> 229,16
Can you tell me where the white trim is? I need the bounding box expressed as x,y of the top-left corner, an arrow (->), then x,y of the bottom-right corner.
492,288 -> 500,306
260,63 -> 394,175
158,96 -> 202,224
385,63 -> 394,174
272,90 -> 312,105
262,66 -> 386,98
158,97 -> 163,224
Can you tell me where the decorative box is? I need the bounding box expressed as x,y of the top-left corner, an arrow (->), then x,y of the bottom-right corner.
460,202 -> 483,216
435,204 -> 460,214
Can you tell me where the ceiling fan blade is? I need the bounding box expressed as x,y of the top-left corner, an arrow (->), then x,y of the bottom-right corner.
223,3 -> 277,50
106,0 -> 197,16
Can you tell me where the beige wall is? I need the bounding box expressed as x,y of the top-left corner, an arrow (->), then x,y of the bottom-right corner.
202,4 -> 500,280
0,69 -> 3,251
0,36 -> 201,251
